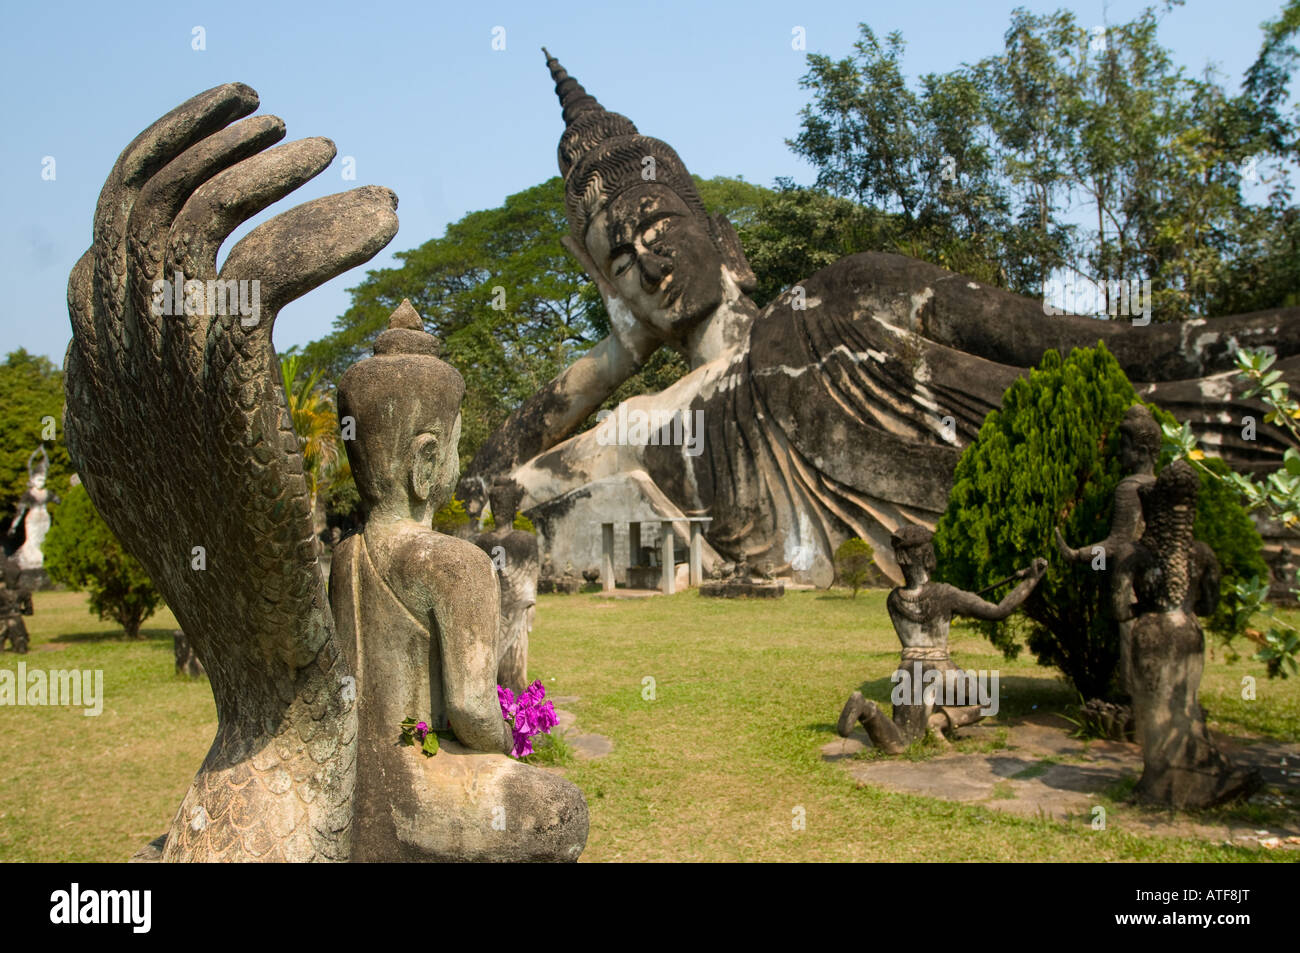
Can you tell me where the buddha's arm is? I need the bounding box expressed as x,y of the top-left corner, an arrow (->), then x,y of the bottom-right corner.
429,542 -> 513,754
460,319 -> 662,494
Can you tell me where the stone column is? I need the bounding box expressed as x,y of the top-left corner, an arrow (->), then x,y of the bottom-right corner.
629,522 -> 641,567
601,522 -> 615,592
660,520 -> 675,595
689,521 -> 704,587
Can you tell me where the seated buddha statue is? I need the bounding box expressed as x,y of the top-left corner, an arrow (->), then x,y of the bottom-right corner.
331,300 -> 588,861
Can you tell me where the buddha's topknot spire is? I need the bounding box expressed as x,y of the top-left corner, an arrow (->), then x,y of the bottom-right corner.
543,47 -> 602,124
374,298 -> 440,356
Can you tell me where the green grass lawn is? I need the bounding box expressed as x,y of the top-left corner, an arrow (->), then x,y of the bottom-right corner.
1,588 -> 1296,862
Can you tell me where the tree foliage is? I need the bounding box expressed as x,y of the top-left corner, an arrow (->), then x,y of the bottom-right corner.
789,6 -> 1299,316
934,343 -> 1264,699
0,350 -> 72,525
43,484 -> 162,639
834,537 -> 876,596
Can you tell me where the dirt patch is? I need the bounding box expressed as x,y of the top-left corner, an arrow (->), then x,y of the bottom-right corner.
827,712 -> 1300,849
550,695 -> 614,761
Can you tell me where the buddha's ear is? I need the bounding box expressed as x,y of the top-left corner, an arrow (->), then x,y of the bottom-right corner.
410,430 -> 441,502
710,213 -> 757,294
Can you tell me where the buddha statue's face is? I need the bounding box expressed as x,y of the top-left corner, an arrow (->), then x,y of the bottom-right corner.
585,183 -> 724,338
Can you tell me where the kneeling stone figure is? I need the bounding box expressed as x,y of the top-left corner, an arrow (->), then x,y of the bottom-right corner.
838,526 -> 1045,753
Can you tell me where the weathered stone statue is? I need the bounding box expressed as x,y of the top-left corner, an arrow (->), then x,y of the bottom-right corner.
0,557 -> 32,654
173,629 -> 205,678
460,50 -> 1300,589
64,86 -> 588,862
471,477 -> 539,693
64,83 -> 395,861
8,446 -> 60,586
1127,460 -> 1257,808
331,301 -> 587,861
837,527 -> 1045,753
1055,404 -> 1161,698
1057,404 -> 1222,710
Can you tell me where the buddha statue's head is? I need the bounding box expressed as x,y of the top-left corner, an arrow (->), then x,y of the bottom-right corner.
891,525 -> 937,586
338,300 -> 464,524
544,49 -> 756,342
1119,404 -> 1161,474
488,476 -> 524,529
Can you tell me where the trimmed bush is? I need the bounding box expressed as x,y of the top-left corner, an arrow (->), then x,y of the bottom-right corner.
934,343 -> 1264,699
834,537 -> 876,596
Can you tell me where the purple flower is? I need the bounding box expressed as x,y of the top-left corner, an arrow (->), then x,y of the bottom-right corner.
415,721 -> 429,739
497,685 -> 517,721
498,681 -> 557,758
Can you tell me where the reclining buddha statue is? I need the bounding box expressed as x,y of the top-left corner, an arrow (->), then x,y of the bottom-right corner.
458,50 -> 1300,587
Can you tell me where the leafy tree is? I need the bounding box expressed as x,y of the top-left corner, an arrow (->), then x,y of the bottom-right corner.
1165,346 -> 1300,677
790,7 -> 1299,316
934,343 -> 1264,699
43,484 -> 162,639
789,26 -> 1014,290
280,353 -> 343,533
0,350 -> 73,523
834,537 -> 875,596
300,178 -> 604,466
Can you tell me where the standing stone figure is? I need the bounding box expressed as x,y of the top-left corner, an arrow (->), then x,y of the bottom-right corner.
1127,460 -> 1257,808
0,557 -> 33,654
331,301 -> 587,861
472,477 -> 538,693
837,526 -> 1046,753
8,446 -> 60,581
1055,405 -> 1160,698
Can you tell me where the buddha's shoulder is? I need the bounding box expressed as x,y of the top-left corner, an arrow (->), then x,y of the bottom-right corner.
364,522 -> 495,590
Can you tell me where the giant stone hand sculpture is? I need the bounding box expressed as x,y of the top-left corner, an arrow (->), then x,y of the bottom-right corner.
64,83 -> 400,861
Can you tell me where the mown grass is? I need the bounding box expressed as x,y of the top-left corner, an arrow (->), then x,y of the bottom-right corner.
0,588 -> 1295,862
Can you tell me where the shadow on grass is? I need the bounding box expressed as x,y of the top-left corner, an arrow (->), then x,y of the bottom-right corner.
849,674 -> 1075,719
50,626 -> 175,645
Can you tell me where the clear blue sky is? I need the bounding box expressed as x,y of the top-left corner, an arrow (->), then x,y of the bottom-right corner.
0,0 -> 1289,366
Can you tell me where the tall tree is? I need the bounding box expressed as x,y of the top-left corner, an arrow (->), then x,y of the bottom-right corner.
790,5 -> 1299,317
